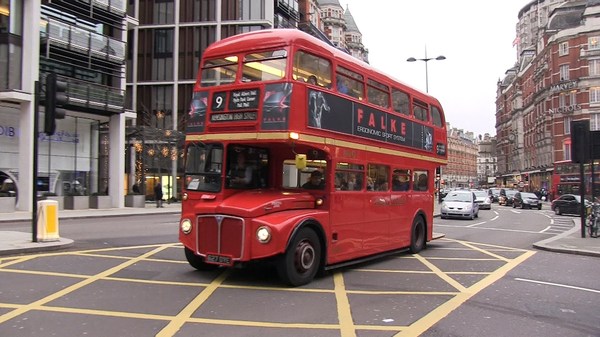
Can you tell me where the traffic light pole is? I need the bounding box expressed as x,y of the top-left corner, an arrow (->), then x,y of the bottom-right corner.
32,81 -> 40,242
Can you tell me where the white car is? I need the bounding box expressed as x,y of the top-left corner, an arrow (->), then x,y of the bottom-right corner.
473,190 -> 492,210
440,190 -> 479,220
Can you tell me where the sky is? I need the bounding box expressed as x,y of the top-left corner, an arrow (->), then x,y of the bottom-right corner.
339,0 -> 529,137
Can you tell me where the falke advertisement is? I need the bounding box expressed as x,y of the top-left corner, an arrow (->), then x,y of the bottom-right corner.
307,89 -> 434,152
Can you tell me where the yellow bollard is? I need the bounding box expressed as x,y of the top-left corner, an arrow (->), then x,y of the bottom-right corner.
37,200 -> 60,242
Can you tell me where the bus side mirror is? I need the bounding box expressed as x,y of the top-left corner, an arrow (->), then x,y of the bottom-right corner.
295,154 -> 307,169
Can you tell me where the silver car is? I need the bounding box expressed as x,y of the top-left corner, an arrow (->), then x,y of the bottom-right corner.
441,190 -> 479,220
473,190 -> 492,210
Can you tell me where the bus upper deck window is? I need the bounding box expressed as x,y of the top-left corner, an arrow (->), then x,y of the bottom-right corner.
431,106 -> 443,127
242,49 -> 287,82
392,89 -> 410,115
200,56 -> 238,87
293,50 -> 332,88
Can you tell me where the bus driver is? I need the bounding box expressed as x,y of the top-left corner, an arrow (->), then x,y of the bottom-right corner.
229,152 -> 253,187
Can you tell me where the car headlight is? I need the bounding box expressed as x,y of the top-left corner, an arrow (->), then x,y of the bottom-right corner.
256,226 -> 271,243
465,204 -> 472,211
180,219 -> 192,234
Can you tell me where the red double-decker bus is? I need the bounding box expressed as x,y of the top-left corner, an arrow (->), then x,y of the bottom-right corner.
551,160 -> 600,198
179,29 -> 448,285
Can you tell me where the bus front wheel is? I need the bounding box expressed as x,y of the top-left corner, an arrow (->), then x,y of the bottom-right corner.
277,227 -> 321,286
185,247 -> 219,271
409,216 -> 426,254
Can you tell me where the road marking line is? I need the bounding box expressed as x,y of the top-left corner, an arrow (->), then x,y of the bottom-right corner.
466,221 -> 486,228
156,269 -> 232,337
334,272 -> 357,337
540,226 -> 552,233
0,244 -> 172,325
515,278 -> 600,294
436,224 -> 555,235
413,254 -> 466,292
394,250 -> 536,337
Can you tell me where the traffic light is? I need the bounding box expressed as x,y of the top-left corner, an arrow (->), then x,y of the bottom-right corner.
44,73 -> 67,136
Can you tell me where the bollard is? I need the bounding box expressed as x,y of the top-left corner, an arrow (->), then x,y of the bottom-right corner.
37,200 -> 60,242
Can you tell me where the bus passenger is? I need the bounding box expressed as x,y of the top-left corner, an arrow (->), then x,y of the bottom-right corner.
366,176 -> 375,191
415,174 -> 428,191
337,76 -> 349,94
303,170 -> 325,190
392,171 -> 410,191
307,75 -> 318,85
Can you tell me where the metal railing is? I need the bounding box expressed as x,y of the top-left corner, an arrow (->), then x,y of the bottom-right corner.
44,18 -> 125,64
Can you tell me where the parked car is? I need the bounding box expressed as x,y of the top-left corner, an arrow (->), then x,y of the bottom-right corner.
512,191 -> 542,210
440,190 -> 479,220
551,194 -> 589,215
488,188 -> 501,203
473,190 -> 492,210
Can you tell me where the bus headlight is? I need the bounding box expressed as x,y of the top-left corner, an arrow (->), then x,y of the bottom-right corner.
182,193 -> 188,201
256,226 -> 271,243
180,219 -> 193,234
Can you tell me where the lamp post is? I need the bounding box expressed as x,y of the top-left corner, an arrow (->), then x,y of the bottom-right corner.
407,46 -> 446,196
406,46 -> 446,93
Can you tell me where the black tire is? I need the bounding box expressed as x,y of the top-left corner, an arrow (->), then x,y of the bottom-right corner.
185,247 -> 219,271
538,205 -> 542,210
554,207 -> 562,215
277,227 -> 321,287
409,216 -> 426,254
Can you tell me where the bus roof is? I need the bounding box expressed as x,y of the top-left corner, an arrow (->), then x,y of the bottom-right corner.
201,29 -> 439,105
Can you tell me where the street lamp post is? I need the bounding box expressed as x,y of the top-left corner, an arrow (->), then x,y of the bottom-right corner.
407,46 -> 446,195
406,46 -> 446,93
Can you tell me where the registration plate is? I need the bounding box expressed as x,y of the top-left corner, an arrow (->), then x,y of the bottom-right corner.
205,253 -> 234,266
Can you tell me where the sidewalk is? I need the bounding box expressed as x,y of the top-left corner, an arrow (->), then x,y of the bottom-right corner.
0,202 -> 181,256
1,202 -> 599,257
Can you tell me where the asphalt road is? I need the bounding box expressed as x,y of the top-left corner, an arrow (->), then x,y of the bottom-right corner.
0,207 -> 599,337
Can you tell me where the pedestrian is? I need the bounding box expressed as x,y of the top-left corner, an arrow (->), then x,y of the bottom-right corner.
154,182 -> 163,208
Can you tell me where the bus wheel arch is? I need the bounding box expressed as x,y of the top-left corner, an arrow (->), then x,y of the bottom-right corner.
277,221 -> 324,286
409,213 -> 427,254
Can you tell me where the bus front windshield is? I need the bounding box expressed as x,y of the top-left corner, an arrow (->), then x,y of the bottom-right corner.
185,143 -> 223,192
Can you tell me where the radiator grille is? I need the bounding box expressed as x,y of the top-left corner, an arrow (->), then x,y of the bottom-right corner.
196,215 -> 245,259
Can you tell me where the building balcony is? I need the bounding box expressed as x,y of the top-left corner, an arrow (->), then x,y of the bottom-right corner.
42,73 -> 124,115
54,0 -> 126,19
43,18 -> 125,65
322,16 -> 345,28
276,0 -> 300,21
298,22 -> 334,47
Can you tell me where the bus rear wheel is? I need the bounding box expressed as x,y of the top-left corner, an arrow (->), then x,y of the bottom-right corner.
409,216 -> 426,254
277,227 -> 321,287
185,247 -> 219,271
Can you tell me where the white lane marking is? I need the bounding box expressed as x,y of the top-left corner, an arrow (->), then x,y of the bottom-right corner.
435,224 -> 553,235
490,214 -> 499,221
540,226 -> 552,233
515,278 -> 600,294
466,221 -> 486,228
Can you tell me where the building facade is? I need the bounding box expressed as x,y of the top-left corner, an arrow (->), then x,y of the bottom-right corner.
443,125 -> 478,189
497,0 -> 600,193
476,134 -> 498,188
0,0 -> 370,213
0,0 -> 131,212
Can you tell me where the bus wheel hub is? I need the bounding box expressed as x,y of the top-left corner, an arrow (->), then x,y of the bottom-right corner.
295,240 -> 315,271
